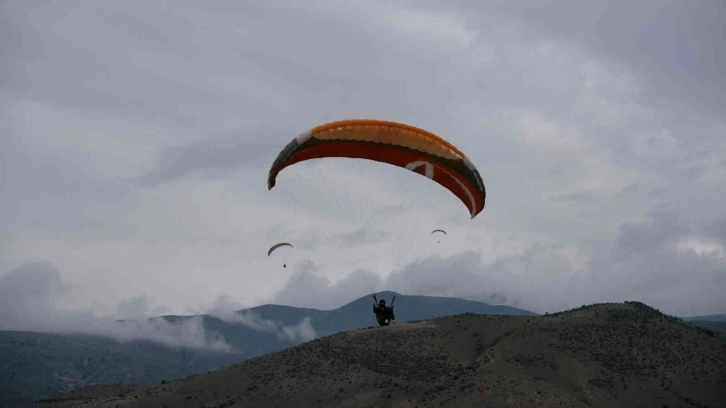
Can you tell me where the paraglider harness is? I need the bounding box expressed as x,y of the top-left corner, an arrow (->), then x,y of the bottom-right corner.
372,294 -> 396,327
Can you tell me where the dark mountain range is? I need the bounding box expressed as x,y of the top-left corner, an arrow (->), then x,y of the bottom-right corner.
682,314 -> 726,322
1,292 -> 534,407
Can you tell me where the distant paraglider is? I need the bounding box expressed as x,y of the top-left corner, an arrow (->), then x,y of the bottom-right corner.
431,229 -> 446,243
268,242 -> 293,268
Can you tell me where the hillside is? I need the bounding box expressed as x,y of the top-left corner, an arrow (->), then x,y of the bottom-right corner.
0,330 -> 239,408
40,301 -> 726,408
2,292 -> 534,407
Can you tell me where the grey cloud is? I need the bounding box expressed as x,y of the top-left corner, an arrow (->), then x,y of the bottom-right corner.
100,315 -> 233,352
1,2 -> 231,129
550,191 -> 595,204
648,186 -> 670,198
582,221 -> 725,316
216,311 -> 317,343
438,1 -> 725,212
138,129 -> 294,186
115,293 -> 170,320
271,263 -> 382,310
620,182 -> 642,195
2,0 -> 724,319
614,207 -> 688,256
272,251 -> 516,309
704,218 -> 726,247
385,251 -> 491,301
331,227 -> 389,249
280,317 -> 318,342
273,208 -> 726,316
295,230 -> 323,251
269,262 -> 333,309
541,209 -> 724,315
205,294 -> 317,342
0,261 -> 318,348
0,262 -> 231,351
489,292 -> 507,304
270,248 -> 556,311
0,0 -> 419,132
204,294 -> 247,318
115,294 -> 153,320
0,261 -> 70,329
455,0 -> 726,119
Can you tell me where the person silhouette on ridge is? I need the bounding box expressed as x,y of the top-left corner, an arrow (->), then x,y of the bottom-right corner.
372,294 -> 395,326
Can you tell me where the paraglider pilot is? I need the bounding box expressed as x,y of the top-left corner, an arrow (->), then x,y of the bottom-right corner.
372,294 -> 395,326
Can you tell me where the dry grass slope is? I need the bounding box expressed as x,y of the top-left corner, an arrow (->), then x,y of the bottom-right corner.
38,302 -> 726,408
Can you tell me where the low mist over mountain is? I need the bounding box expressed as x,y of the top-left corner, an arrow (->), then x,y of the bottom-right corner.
42,301 -> 726,408
1,292 -> 533,407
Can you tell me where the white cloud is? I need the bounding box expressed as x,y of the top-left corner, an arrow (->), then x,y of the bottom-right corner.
272,208 -> 726,316
0,262 -> 232,351
676,238 -> 726,260
382,7 -> 479,49
205,294 -> 318,342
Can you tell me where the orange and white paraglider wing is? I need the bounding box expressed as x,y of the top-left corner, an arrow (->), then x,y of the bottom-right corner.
267,119 -> 486,218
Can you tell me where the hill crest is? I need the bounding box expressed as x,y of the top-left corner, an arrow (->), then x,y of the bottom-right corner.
41,301 -> 726,408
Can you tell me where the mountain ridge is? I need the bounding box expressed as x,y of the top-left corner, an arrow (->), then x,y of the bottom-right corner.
40,301 -> 726,408
1,291 -> 534,407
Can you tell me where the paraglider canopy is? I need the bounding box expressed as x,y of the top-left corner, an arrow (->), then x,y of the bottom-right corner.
267,119 -> 486,218
266,118 -> 488,279
267,242 -> 292,256
431,229 -> 446,243
268,243 -> 293,268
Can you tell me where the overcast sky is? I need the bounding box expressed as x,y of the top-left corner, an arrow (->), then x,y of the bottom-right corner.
2,0 -> 725,326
